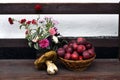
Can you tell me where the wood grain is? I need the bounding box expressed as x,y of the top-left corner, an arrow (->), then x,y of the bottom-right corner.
0,59 -> 119,80
0,3 -> 119,14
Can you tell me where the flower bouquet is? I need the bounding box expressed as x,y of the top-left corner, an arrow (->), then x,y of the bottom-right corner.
8,15 -> 67,74
9,16 -> 62,50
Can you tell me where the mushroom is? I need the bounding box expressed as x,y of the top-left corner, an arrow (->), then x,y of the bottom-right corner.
34,51 -> 58,75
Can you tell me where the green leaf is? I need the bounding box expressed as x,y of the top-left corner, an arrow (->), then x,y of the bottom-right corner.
43,33 -> 49,39
31,32 -> 37,40
28,42 -> 32,47
47,46 -> 50,50
25,34 -> 31,41
34,43 -> 39,50
25,24 -> 29,29
19,25 -> 23,29
37,27 -> 40,34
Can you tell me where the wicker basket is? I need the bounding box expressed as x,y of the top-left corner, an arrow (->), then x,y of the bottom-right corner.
59,55 -> 96,71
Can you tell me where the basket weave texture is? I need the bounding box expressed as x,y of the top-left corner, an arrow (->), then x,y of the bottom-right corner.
59,55 -> 96,71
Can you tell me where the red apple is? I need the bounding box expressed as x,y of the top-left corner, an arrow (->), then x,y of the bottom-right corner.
57,48 -> 65,57
69,43 -> 73,47
71,51 -> 79,60
70,40 -> 76,43
77,45 -> 86,53
73,43 -> 78,50
63,44 -> 68,49
79,56 -> 83,60
85,42 -> 93,49
83,51 -> 91,59
66,47 -> 73,53
64,52 -> 71,60
77,37 -> 87,44
88,48 -> 95,57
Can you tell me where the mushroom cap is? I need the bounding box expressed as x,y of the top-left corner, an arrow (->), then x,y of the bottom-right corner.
34,50 -> 57,69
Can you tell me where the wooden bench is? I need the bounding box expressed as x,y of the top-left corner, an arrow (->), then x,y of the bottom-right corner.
0,3 -> 120,80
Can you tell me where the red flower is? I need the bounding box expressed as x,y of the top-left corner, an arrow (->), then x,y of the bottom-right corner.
34,4 -> 42,11
32,19 -> 37,24
8,17 -> 13,24
25,30 -> 28,34
26,21 -> 31,25
20,19 -> 26,24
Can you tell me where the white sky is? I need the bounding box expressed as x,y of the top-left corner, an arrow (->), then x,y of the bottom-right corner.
0,0 -> 119,3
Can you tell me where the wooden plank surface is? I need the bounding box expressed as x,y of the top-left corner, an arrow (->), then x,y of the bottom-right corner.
0,59 -> 120,80
0,3 -> 119,14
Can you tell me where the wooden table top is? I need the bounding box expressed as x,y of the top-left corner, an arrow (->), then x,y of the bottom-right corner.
0,59 -> 120,80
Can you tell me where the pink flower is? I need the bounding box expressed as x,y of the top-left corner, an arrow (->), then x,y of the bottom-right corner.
49,28 -> 56,35
52,20 -> 59,25
38,39 -> 49,48
45,16 -> 52,19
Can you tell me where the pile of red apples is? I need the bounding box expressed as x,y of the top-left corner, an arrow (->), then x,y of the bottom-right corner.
57,37 -> 95,60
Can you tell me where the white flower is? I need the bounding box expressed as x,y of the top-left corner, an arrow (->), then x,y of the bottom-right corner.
52,36 -> 58,44
32,36 -> 39,42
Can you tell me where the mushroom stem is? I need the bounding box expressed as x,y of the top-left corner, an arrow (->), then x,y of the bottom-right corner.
46,60 -> 58,75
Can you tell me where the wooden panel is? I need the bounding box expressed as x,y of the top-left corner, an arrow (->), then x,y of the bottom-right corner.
0,47 -> 36,59
0,3 -> 119,14
0,37 -> 119,47
0,47 -> 118,59
0,59 -> 119,80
